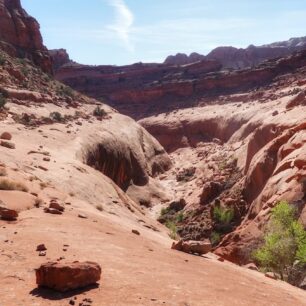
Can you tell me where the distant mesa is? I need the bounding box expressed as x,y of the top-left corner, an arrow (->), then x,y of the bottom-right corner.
164,36 -> 306,69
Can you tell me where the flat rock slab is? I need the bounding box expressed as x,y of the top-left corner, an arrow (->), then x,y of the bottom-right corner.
36,261 -> 101,292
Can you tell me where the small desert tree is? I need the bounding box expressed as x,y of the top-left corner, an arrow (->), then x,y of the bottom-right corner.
253,201 -> 306,280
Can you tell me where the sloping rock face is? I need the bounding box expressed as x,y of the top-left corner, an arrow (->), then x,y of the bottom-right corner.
0,0 -> 52,73
54,49 -> 306,119
78,113 -> 171,192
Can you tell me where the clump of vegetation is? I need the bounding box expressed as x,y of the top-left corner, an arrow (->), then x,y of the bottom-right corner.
253,201 -> 306,281
0,53 -> 6,66
93,106 -> 107,117
49,111 -> 63,122
57,85 -> 74,98
20,66 -> 29,77
213,206 -> 234,225
17,58 -> 27,66
210,231 -> 221,246
0,93 -> 7,109
165,220 -> 178,240
0,178 -> 28,192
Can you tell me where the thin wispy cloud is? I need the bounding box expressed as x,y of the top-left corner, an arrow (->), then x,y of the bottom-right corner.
107,0 -> 134,52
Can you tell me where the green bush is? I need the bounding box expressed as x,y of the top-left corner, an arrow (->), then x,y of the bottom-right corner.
58,85 -> 74,98
160,207 -> 169,217
210,231 -> 221,246
0,93 -> 7,108
165,221 -> 178,240
175,211 -> 184,223
213,206 -> 234,225
253,201 -> 306,280
93,106 -> 107,117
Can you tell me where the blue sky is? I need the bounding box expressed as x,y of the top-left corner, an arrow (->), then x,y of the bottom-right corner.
22,0 -> 306,65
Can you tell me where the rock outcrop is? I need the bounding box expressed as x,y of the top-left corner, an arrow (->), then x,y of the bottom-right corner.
0,0 -> 52,73
49,49 -> 71,71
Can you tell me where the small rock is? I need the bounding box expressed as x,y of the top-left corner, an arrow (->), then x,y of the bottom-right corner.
39,251 -> 46,256
49,202 -> 65,212
244,263 -> 258,271
36,244 -> 47,251
78,214 -> 87,219
265,272 -> 277,280
44,208 -> 62,215
69,300 -> 75,305
38,165 -> 48,171
132,229 -> 140,235
0,140 -> 15,149
43,157 -> 50,162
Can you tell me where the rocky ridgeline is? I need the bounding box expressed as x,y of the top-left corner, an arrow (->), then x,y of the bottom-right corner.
165,36 -> 306,68
52,47 -> 306,119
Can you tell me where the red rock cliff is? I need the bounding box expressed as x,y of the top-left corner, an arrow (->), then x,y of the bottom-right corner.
0,0 -> 52,74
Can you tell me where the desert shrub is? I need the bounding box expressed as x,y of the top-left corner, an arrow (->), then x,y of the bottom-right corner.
253,201 -> 306,281
160,207 -> 169,217
0,178 -> 28,192
165,221 -> 178,240
210,231 -> 221,246
175,211 -> 184,223
213,206 -> 234,225
17,58 -> 27,66
0,94 -> 7,109
21,66 -> 29,77
49,111 -> 63,122
0,53 -> 5,65
93,106 -> 107,117
57,85 -> 74,98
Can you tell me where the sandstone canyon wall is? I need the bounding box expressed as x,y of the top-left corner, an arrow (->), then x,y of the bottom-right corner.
52,49 -> 306,119
0,0 -> 52,73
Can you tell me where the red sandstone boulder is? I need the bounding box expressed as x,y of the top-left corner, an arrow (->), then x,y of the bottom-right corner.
172,240 -> 212,255
0,132 -> 12,140
36,261 -> 101,292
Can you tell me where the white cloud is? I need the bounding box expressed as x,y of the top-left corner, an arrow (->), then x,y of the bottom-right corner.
107,0 -> 134,52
